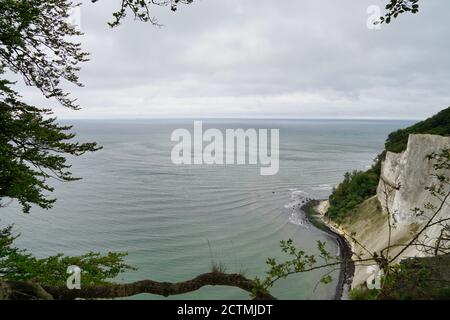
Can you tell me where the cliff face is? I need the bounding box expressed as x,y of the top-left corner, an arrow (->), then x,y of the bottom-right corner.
331,134 -> 450,287
377,134 -> 450,226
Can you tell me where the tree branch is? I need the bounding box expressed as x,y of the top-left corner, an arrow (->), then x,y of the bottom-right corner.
42,272 -> 276,300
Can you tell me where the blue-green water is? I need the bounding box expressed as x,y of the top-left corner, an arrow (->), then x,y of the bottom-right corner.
1,119 -> 412,299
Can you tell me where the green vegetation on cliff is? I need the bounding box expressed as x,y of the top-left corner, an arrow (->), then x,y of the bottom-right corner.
385,106 -> 450,154
327,169 -> 379,221
327,106 -> 450,221
350,254 -> 450,300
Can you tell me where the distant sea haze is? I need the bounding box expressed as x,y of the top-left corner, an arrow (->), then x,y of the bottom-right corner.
2,119 -> 413,299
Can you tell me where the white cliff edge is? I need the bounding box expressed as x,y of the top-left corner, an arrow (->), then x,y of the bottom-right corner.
319,134 -> 450,289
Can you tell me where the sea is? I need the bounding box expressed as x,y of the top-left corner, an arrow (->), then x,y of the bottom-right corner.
1,119 -> 413,299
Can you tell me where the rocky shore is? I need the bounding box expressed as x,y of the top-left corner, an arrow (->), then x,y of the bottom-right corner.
302,199 -> 355,300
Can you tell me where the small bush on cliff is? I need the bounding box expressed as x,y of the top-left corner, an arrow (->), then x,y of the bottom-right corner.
327,169 -> 379,221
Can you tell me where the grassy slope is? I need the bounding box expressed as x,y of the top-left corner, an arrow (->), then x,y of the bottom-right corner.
339,197 -> 450,300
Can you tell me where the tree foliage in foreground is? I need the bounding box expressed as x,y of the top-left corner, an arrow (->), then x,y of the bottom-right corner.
97,0 -> 421,27
0,0 -> 88,110
350,254 -> 450,300
92,0 -> 193,27
0,74 -> 100,212
381,0 -> 420,24
0,225 -> 134,286
0,0 -> 101,212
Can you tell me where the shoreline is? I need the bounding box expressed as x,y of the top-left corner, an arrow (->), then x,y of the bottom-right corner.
302,200 -> 355,300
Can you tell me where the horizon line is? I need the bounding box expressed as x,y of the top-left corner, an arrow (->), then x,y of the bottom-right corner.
57,116 -> 420,121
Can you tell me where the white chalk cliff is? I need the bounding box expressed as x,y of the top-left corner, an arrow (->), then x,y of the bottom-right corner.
325,134 -> 450,287
377,134 -> 450,226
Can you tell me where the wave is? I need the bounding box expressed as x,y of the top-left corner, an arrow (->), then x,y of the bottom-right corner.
285,189 -> 313,228
311,184 -> 333,191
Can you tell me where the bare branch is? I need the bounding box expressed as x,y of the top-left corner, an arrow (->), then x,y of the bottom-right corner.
43,272 -> 276,300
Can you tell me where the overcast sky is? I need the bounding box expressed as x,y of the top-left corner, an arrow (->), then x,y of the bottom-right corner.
15,0 -> 450,119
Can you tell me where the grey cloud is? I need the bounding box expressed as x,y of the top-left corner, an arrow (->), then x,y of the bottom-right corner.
14,0 -> 450,119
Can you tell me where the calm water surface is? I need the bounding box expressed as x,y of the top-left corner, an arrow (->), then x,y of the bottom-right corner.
2,119 -> 413,299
